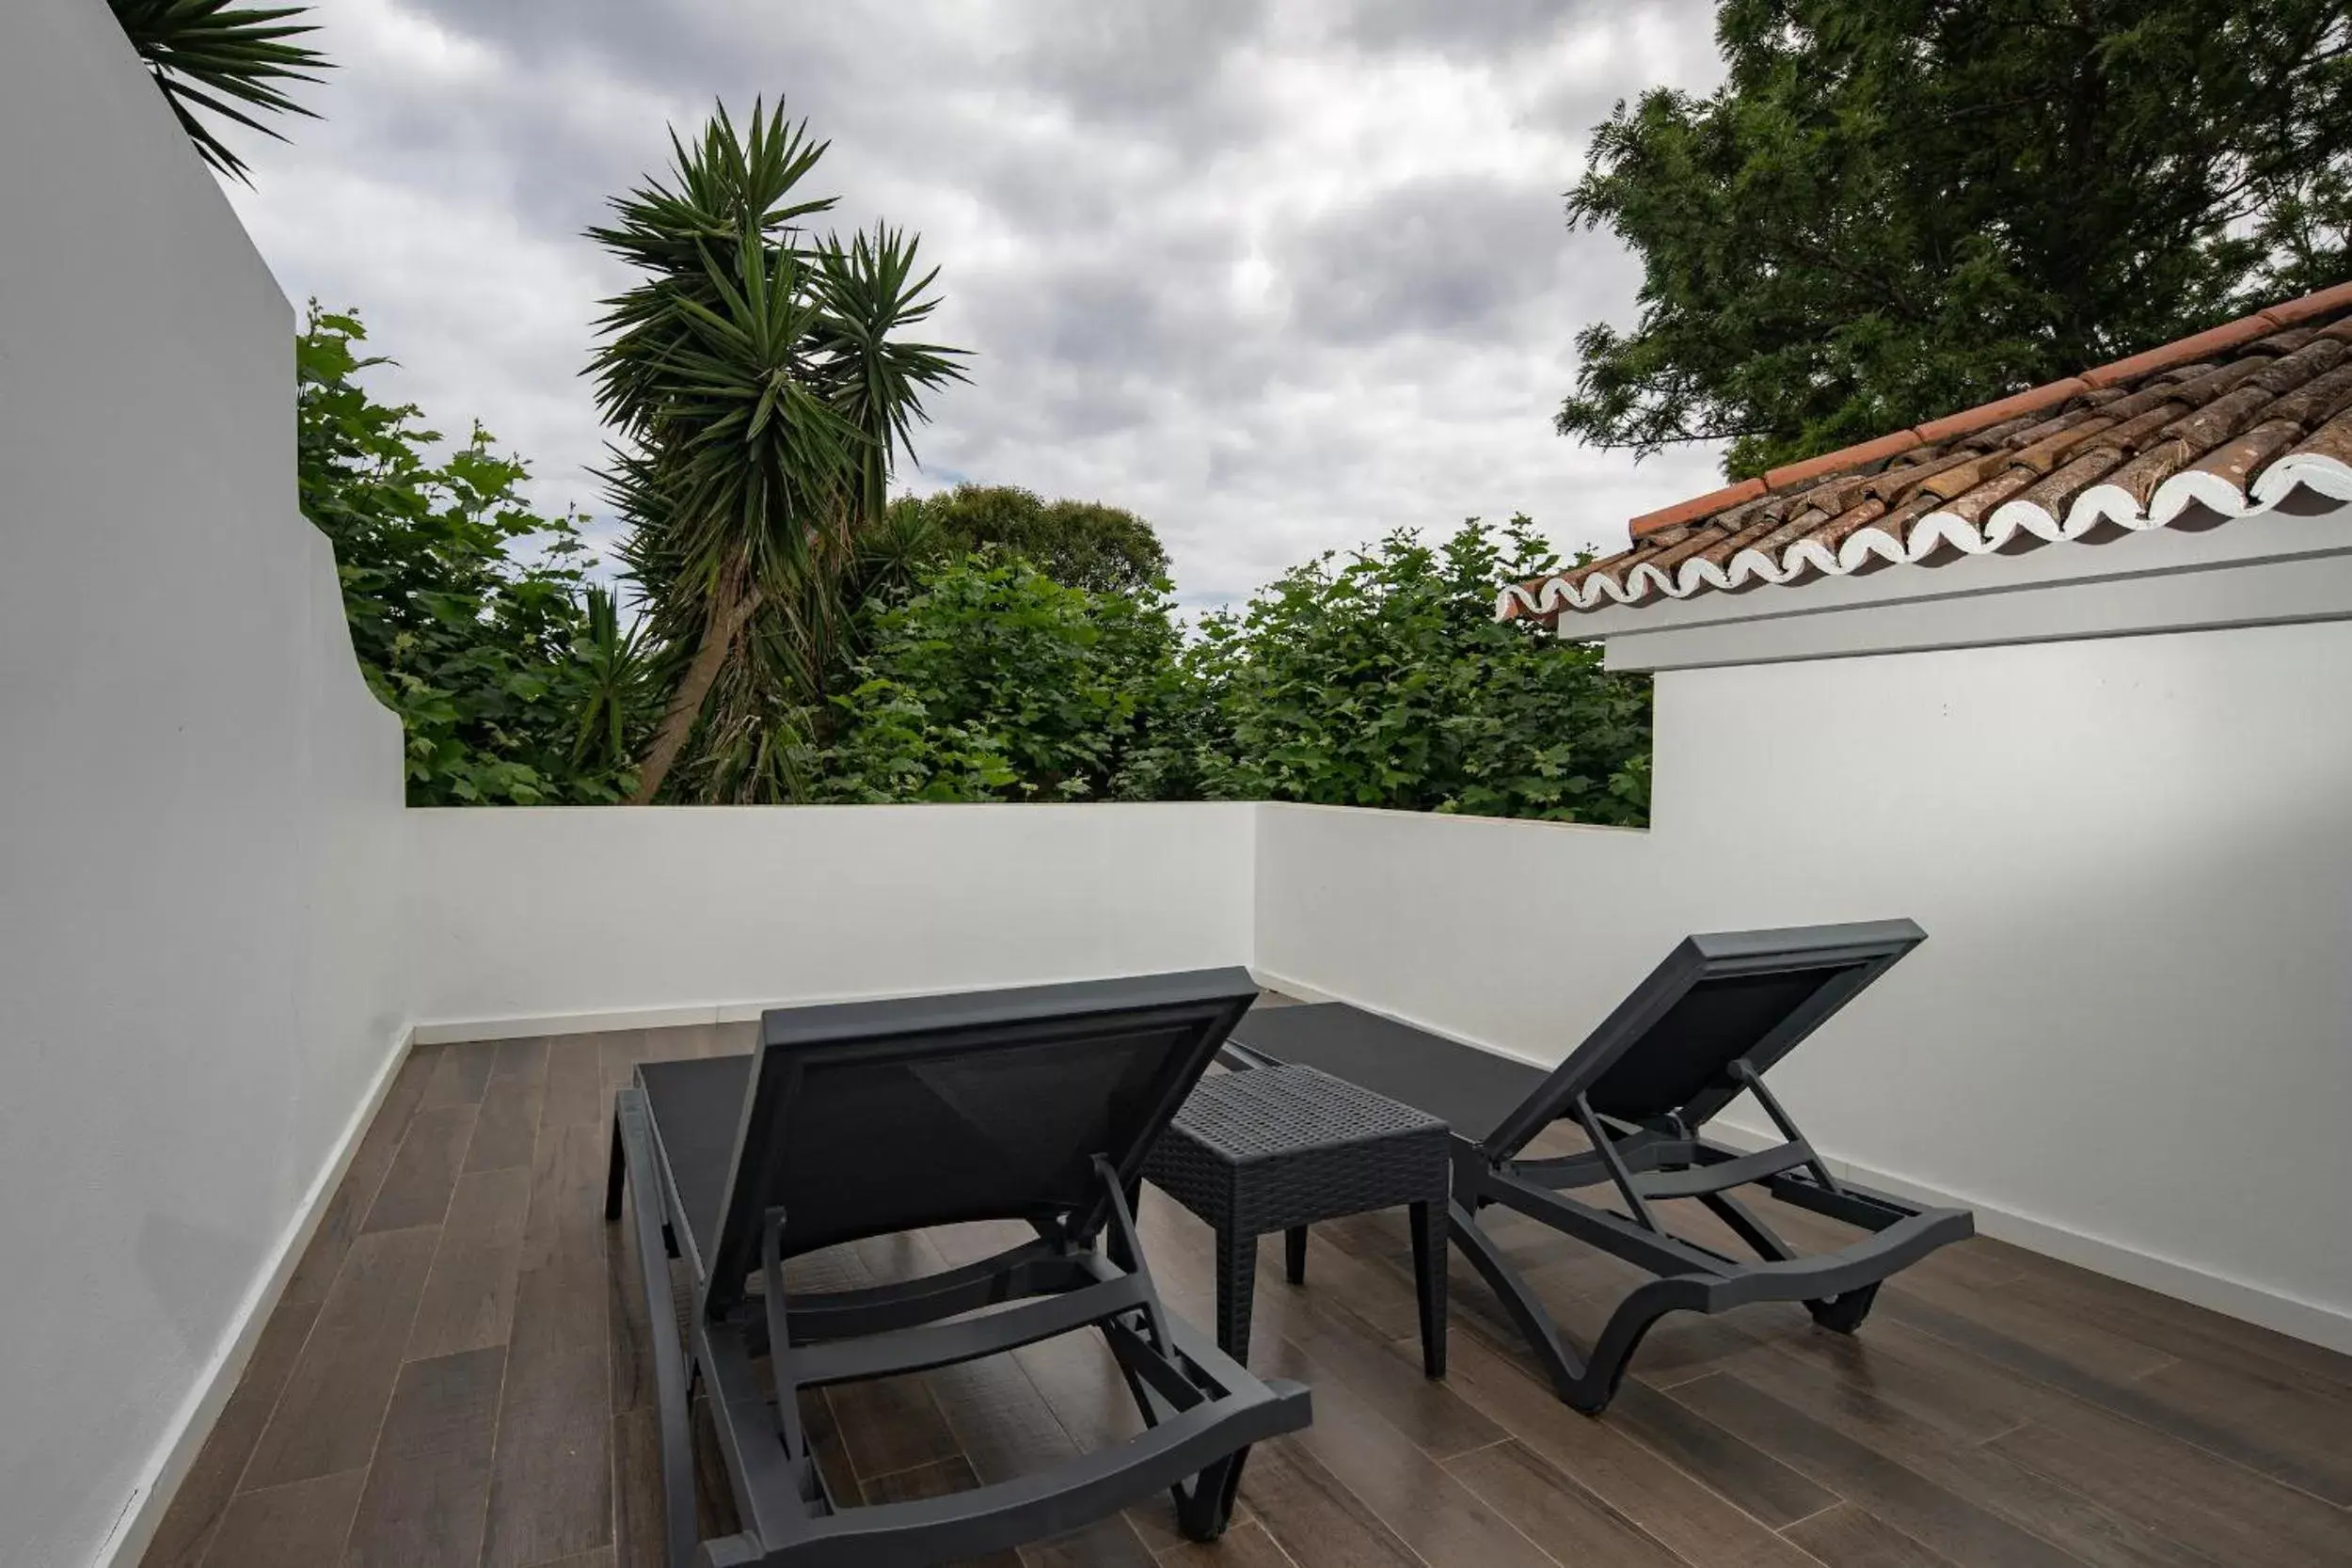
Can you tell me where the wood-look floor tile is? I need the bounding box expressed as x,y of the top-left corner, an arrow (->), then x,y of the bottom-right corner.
1607,1378 -> 1838,1529
281,1047 -> 442,1308
362,1105 -> 480,1233
1989,1411 -> 2350,1566
830,1372 -> 963,1484
1445,1438 -> 1691,1567
407,1235 -> 523,1359
139,1388 -> 277,1568
199,1468 -> 368,1568
1887,1289 -> 2345,1505
540,1037 -> 608,1130
245,1228 -> 438,1488
1668,1372 -> 2082,1568
1422,1327 -> 1823,1568
468,1072 -> 550,1174
445,1166 -> 532,1247
139,1289 -> 329,1565
1152,1518 -> 1295,1568
482,1401 -> 612,1568
1232,1437 -> 1421,1568
490,1036 -> 551,1086
421,1040 -> 501,1108
343,1348 -> 504,1568
1781,1502 -> 1957,1568
1710,1343 -> 2213,1568
1249,1334 -> 1559,1568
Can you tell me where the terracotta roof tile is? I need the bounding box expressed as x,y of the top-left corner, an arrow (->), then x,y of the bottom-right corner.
1500,281 -> 2352,626
1914,378 -> 2088,444
1763,430 -> 1919,492
1626,478 -> 1764,537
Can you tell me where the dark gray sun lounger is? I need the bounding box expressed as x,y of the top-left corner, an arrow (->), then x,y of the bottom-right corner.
1227,922 -> 1973,1413
606,971 -> 1311,1568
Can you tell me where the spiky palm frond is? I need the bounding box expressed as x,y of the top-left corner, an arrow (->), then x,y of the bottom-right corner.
587,100 -> 835,438
108,0 -> 327,182
588,99 -> 969,801
810,225 -> 969,526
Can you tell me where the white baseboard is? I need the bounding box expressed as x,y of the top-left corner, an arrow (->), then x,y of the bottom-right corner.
1700,1115 -> 2352,1356
93,1025 -> 418,1568
411,1001 -> 755,1043
1248,968 -> 2352,1358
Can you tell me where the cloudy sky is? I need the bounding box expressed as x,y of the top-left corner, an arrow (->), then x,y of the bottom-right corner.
226,0 -> 1728,609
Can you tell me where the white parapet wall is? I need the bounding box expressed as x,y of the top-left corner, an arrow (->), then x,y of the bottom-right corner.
405,802 -> 1258,1037
0,5 -> 412,1565
1255,607 -> 2352,1354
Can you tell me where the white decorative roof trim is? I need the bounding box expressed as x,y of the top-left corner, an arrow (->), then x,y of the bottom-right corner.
1496,459 -> 2352,622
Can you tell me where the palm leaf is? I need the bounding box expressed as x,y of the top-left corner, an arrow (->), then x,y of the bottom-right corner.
108,0 -> 329,182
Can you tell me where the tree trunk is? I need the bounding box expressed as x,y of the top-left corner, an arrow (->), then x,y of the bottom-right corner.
629,567 -> 757,804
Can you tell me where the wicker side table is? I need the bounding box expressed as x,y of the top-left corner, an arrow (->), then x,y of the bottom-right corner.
1137,1065 -> 1452,1376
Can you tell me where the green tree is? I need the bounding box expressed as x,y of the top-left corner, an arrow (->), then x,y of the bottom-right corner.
1189,521 -> 1651,824
1560,0 -> 2352,478
889,483 -> 1170,594
297,308 -> 649,803
820,554 -> 1188,802
108,0 -> 327,182
588,101 -> 964,802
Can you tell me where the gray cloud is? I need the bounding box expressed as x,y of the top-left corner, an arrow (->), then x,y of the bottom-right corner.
227,0 -> 1728,607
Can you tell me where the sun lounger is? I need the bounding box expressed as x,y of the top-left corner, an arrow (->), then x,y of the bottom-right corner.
606,971 -> 1311,1567
1226,922 -> 1973,1412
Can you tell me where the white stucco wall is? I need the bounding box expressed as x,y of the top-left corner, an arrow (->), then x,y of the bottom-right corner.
1254,615 -> 2352,1351
0,6 -> 410,1565
405,802 -> 1256,1034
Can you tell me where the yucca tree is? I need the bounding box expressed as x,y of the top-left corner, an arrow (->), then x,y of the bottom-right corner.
589,101 -> 964,803
108,0 -> 327,182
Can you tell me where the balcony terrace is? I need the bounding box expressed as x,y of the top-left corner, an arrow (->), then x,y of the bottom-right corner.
9,8 -> 2352,1568
141,1023 -> 2352,1568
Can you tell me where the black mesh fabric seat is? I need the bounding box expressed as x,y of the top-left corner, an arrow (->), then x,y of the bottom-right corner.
607,973 -> 1311,1568
1226,924 -> 1975,1414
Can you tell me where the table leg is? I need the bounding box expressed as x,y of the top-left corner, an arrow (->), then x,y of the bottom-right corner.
1216,1226 -> 1259,1363
1409,1199 -> 1448,1378
1284,1226 -> 1309,1285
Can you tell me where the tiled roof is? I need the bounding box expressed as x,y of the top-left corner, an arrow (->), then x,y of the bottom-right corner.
1501,282 -> 2352,625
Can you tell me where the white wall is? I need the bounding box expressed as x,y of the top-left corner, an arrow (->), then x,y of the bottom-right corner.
1256,617 -> 2352,1351
0,6 -> 409,1565
406,803 -> 1256,1035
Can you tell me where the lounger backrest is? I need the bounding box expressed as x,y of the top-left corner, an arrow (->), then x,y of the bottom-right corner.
703,970 -> 1259,1314
1486,921 -> 1925,1158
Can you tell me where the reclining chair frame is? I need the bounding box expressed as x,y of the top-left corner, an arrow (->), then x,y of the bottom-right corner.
1231,922 -> 1974,1414
607,973 -> 1311,1568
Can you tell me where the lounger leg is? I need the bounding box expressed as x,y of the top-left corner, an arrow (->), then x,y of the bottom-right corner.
1703,1192 -> 1880,1333
1284,1227 -> 1308,1285
1448,1199 -> 1664,1413
1171,1446 -> 1249,1542
1806,1282 -> 1881,1333
1408,1201 -> 1447,1379
1447,1200 -> 1589,1401
1215,1226 -> 1258,1364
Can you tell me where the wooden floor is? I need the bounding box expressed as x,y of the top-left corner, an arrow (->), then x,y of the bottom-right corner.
144,1025 -> 2352,1568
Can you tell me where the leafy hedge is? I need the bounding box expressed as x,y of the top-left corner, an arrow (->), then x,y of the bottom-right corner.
820,520 -> 1650,824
